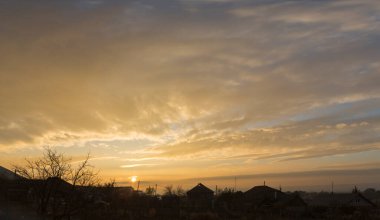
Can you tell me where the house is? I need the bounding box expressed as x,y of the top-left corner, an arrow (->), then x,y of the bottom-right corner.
0,166 -> 29,201
306,188 -> 377,218
244,185 -> 286,208
187,183 -> 214,211
243,185 -> 307,215
0,166 -> 24,181
309,188 -> 376,209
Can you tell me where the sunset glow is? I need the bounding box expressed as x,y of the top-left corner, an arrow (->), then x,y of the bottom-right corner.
1,0 -> 380,192
131,176 -> 138,183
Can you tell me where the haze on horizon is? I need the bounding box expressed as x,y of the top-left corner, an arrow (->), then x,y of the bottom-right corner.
1,0 -> 380,192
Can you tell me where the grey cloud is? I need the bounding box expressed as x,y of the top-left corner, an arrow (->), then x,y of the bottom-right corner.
157,105 -> 380,159
0,0 -> 379,162
183,168 -> 380,182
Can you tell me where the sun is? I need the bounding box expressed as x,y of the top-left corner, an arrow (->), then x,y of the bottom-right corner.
131,176 -> 137,183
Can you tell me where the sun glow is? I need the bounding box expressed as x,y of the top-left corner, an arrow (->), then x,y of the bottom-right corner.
131,176 -> 138,183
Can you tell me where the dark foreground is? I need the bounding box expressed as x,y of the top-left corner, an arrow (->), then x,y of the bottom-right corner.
1,178 -> 380,220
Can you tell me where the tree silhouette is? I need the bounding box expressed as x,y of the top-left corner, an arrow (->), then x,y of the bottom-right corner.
13,147 -> 99,218
176,185 -> 185,196
163,185 -> 185,196
163,185 -> 174,196
146,186 -> 155,196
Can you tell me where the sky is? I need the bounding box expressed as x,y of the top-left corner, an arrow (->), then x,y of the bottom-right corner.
1,0 -> 380,192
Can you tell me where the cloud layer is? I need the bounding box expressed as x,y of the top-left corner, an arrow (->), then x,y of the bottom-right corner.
1,0 -> 380,186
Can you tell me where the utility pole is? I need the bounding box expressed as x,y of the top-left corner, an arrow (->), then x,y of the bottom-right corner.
234,176 -> 237,192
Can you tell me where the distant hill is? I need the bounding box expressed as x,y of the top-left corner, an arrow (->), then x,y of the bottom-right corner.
0,166 -> 24,181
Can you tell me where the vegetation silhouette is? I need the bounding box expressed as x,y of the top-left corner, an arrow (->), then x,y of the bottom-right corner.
0,147 -> 379,219
12,147 -> 99,219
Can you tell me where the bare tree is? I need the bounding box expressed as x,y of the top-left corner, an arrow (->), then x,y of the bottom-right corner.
14,147 -> 72,181
13,147 -> 99,219
146,186 -> 155,196
176,185 -> 185,196
163,185 -> 185,196
163,185 -> 174,196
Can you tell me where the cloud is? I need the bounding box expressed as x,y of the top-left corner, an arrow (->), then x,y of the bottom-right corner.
184,168 -> 380,181
230,1 -> 380,31
0,0 -> 380,181
120,164 -> 158,168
